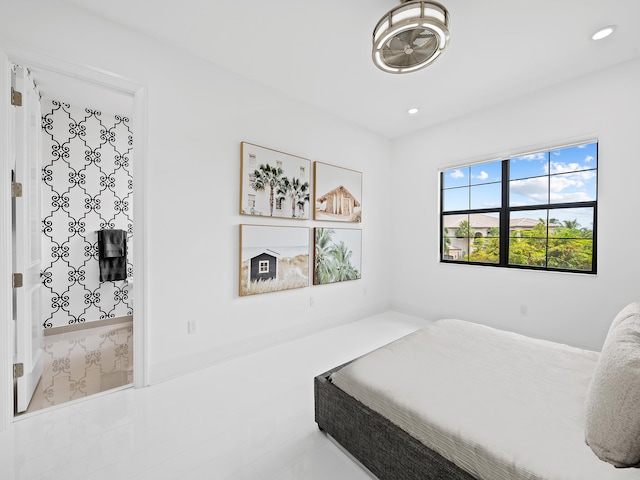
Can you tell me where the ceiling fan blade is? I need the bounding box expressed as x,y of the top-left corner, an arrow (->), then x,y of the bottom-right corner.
413,32 -> 437,48
382,50 -> 412,66
407,49 -> 433,65
387,36 -> 408,53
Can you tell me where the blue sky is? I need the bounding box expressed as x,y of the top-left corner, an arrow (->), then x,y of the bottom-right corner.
443,142 -> 597,220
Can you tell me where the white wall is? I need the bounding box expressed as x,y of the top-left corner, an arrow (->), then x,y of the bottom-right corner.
0,1 -> 392,383
390,58 -> 640,351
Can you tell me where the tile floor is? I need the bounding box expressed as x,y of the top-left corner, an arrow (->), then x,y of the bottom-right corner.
1,311 -> 427,480
22,321 -> 134,414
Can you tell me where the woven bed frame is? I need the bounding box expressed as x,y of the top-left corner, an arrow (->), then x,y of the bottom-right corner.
314,363 -> 478,480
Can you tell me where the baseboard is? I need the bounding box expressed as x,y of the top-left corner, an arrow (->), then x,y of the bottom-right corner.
149,304 -> 390,385
43,315 -> 133,337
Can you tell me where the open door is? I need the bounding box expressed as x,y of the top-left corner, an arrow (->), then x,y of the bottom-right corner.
12,65 -> 43,413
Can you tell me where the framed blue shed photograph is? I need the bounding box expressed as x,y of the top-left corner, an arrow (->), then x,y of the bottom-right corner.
239,225 -> 310,296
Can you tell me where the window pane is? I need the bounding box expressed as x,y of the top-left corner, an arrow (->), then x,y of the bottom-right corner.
443,187 -> 469,212
550,142 -> 597,173
442,167 -> 469,189
548,207 -> 594,233
510,209 -> 549,233
442,214 -> 469,260
547,207 -> 594,271
550,171 -> 597,203
509,210 -> 548,266
468,213 -> 500,234
548,239 -> 593,271
509,177 -> 549,206
468,212 -> 500,263
470,160 -> 502,185
508,237 -> 547,267
470,183 -> 501,209
509,151 -> 549,180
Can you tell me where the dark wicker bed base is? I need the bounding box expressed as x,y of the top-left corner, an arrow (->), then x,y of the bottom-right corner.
314,364 -> 478,480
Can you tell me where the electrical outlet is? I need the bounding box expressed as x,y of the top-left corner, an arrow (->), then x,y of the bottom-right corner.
520,305 -> 528,316
188,320 -> 197,334
310,296 -> 316,307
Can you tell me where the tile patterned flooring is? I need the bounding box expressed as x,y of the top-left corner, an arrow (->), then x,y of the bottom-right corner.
1,312 -> 426,479
23,321 -> 134,414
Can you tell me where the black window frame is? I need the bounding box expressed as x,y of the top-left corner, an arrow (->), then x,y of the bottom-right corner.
440,142 -> 598,274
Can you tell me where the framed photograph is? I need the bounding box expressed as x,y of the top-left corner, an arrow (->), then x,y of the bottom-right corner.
239,225 -> 310,296
313,227 -> 362,285
240,142 -> 311,219
314,162 -> 362,222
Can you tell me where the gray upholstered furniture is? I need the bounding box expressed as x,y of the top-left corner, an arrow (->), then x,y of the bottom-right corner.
314,363 -> 477,480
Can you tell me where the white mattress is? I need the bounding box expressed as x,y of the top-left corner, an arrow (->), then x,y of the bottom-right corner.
330,319 -> 640,480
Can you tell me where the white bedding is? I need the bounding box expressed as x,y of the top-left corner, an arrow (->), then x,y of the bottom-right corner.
330,319 -> 640,480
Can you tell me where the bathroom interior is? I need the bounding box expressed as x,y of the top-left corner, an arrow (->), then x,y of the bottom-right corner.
14,64 -> 135,415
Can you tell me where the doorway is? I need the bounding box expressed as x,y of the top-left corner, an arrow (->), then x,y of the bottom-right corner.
1,50 -> 148,427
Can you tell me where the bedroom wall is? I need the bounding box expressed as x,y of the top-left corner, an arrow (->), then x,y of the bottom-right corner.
0,0 -> 392,383
389,58 -> 640,351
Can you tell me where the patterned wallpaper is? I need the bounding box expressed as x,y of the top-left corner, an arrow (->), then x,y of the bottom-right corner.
41,99 -> 134,328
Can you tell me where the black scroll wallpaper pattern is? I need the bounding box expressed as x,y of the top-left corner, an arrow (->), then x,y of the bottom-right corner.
41,99 -> 134,328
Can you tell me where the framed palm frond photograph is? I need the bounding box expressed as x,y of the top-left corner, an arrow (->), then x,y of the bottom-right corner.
313,227 -> 362,285
240,142 -> 311,219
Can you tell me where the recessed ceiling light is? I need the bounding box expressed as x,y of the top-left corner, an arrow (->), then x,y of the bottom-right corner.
591,25 -> 617,41
408,107 -> 419,115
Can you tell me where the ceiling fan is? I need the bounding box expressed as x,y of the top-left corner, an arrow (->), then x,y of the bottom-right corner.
372,1 -> 450,74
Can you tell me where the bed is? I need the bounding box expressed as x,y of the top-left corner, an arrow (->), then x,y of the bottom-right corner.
314,303 -> 640,480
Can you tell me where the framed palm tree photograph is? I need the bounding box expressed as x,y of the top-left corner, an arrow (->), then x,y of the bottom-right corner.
239,225 -> 310,296
240,142 -> 311,219
314,162 -> 362,222
313,227 -> 362,285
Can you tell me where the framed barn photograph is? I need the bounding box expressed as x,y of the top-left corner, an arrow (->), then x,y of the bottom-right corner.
239,225 -> 310,296
313,228 -> 362,285
314,162 -> 362,222
240,142 -> 311,219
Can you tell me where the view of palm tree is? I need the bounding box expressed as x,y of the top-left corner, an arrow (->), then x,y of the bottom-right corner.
251,163 -> 284,217
250,163 -> 310,218
314,228 -> 361,284
277,176 -> 310,218
468,218 -> 593,270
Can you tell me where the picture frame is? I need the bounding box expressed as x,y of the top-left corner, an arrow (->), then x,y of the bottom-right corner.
314,162 -> 362,222
240,142 -> 312,219
239,224 -> 310,296
313,227 -> 362,285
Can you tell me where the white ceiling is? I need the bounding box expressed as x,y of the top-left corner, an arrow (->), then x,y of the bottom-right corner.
55,0 -> 640,139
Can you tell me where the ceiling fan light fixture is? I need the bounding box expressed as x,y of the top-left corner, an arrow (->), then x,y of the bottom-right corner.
373,1 -> 450,74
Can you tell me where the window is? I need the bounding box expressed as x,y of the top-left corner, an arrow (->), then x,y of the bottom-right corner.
441,142 -> 597,273
259,260 -> 269,273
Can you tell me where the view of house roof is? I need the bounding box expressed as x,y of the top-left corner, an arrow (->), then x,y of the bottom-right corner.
316,185 -> 360,206
443,214 -> 557,229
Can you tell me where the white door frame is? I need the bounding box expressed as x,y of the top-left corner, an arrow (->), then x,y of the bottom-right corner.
0,47 -> 149,431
